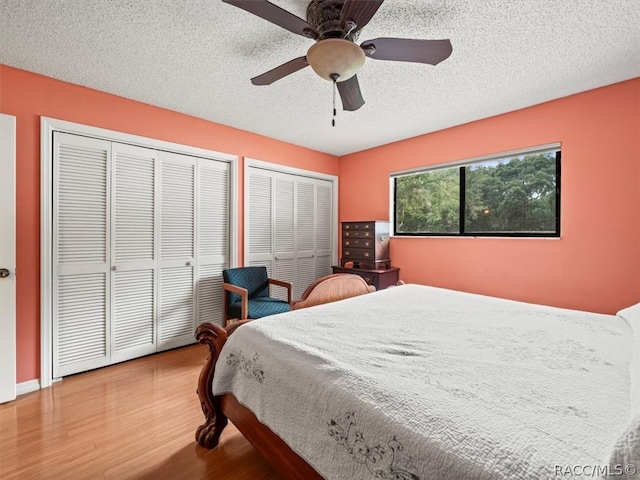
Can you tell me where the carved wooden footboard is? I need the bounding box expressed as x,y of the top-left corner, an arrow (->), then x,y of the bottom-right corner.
195,321 -> 234,448
195,321 -> 323,479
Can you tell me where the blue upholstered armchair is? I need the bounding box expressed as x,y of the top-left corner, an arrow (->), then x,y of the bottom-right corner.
222,266 -> 292,325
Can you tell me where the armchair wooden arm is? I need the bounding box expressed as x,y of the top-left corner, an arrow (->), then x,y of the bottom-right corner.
268,278 -> 292,305
222,282 -> 249,321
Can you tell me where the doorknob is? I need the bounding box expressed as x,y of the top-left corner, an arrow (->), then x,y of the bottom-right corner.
0,268 -> 10,278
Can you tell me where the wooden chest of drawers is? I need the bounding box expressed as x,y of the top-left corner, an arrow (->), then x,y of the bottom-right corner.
340,221 -> 390,269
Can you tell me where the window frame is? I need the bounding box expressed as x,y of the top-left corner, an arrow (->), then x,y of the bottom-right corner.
391,144 -> 562,238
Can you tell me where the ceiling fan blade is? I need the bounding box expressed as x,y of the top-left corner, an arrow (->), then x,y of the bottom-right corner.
251,56 -> 309,86
337,75 -> 365,111
223,0 -> 317,39
361,38 -> 452,65
340,0 -> 384,32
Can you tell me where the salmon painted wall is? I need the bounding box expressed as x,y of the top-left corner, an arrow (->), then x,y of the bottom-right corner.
0,65 -> 339,384
339,78 -> 640,315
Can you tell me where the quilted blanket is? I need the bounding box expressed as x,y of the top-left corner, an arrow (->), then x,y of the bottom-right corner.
212,284 -> 637,480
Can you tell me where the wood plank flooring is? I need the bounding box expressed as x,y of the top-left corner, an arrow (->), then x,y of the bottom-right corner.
0,345 -> 281,480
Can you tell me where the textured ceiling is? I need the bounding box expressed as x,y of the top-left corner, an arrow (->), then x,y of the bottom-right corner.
1,0 -> 639,156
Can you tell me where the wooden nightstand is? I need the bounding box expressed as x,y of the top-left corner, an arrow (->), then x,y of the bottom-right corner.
331,265 -> 400,290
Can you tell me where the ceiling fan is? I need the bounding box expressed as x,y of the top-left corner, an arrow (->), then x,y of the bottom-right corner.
223,0 -> 453,112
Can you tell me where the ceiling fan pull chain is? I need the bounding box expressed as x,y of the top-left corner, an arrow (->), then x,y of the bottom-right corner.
332,81 -> 336,127
331,73 -> 339,127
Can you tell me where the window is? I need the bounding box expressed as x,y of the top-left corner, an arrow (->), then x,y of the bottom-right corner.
393,147 -> 561,237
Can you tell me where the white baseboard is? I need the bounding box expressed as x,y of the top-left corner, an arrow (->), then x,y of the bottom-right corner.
16,379 -> 40,396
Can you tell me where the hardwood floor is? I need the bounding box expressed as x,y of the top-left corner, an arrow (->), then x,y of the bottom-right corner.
0,345 -> 282,480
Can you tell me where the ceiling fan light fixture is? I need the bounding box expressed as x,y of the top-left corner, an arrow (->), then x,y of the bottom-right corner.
306,38 -> 365,82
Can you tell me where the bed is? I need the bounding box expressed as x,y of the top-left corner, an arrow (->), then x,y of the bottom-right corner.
195,283 -> 640,480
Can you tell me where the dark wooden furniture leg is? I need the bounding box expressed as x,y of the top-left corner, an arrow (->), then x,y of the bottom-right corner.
195,322 -> 229,448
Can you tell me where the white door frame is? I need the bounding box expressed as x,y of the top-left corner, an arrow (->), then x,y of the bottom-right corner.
0,114 -> 17,403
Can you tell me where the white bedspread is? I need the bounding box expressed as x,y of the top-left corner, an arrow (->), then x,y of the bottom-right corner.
212,284 -> 637,480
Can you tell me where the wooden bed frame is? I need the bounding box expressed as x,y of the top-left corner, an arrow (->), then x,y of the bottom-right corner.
195,274 -> 377,478
291,273 -> 375,310
195,321 -> 323,479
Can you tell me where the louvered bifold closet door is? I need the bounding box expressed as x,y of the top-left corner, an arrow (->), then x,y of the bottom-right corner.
314,179 -> 333,280
111,143 -> 158,363
294,177 -> 317,299
196,159 -> 230,327
247,169 -> 274,275
158,152 -> 196,350
247,166 -> 336,301
53,133 -> 111,378
272,173 -> 295,300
